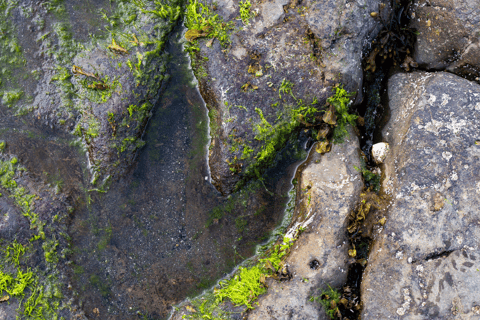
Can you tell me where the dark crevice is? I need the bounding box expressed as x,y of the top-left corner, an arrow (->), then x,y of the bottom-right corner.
334,0 -> 418,319
424,250 -> 455,262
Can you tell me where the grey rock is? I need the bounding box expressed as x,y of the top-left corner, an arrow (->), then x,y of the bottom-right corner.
248,129 -> 363,319
362,72 -> 480,319
411,0 -> 480,76
193,0 -> 387,193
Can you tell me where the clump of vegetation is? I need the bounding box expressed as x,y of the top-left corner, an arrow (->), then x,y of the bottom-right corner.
2,90 -> 23,108
354,162 -> 380,193
214,265 -> 266,309
239,0 -> 253,25
135,0 -> 182,22
0,157 -> 65,319
185,0 -> 235,46
182,236 -> 295,319
310,285 -> 341,319
328,86 -> 357,143
236,84 -> 356,191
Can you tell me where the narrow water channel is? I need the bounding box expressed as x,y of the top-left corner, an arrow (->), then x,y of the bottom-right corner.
67,27 -> 307,319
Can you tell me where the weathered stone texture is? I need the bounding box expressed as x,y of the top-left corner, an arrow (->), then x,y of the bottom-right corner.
411,0 -> 480,76
362,72 -> 480,319
248,130 -> 363,319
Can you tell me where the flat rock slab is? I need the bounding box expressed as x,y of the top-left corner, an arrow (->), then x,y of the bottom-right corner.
248,131 -> 363,319
362,72 -> 480,319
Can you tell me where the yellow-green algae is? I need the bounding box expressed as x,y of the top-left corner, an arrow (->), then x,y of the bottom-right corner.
0,157 -> 66,319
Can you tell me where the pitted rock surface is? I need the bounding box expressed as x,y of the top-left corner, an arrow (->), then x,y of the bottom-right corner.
248,129 -> 363,320
362,72 -> 480,319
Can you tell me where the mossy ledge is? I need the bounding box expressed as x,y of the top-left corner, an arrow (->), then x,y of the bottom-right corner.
0,0 -> 185,190
0,153 -> 77,319
183,0 -> 358,194
173,188 -> 300,319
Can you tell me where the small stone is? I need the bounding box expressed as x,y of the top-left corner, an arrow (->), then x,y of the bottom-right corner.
372,142 -> 389,164
433,192 -> 444,211
316,141 -> 331,154
472,306 -> 480,314
396,307 -> 405,315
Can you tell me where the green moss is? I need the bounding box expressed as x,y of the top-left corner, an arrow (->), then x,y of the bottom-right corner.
0,269 -> 34,297
185,0 -> 235,46
2,90 -> 23,107
239,0 -> 253,25
0,0 -> 27,109
135,0 -> 182,22
0,157 -> 65,319
0,141 -> 5,151
354,162 -> 380,193
237,84 -> 356,191
215,266 -> 266,309
4,240 -> 25,266
208,108 -> 219,138
184,236 -> 295,318
310,285 -> 341,319
42,239 -> 59,265
328,86 -> 357,143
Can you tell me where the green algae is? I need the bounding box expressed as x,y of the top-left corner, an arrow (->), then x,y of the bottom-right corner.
239,0 -> 253,25
185,0 -> 235,46
0,0 -> 27,110
0,157 -> 67,319
181,234 -> 296,319
234,84 -> 357,191
328,86 -> 357,143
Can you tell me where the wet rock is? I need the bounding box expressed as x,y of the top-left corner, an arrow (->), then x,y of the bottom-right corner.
248,129 -> 363,319
411,0 -> 480,79
192,0 -> 389,193
0,200 -> 29,241
362,72 -> 480,319
0,0 -> 180,186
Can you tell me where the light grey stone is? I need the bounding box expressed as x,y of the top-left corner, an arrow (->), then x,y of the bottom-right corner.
362,72 -> 480,319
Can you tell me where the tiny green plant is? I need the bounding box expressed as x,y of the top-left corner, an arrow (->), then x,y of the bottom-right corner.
354,164 -> 380,192
185,0 -> 235,46
239,0 -> 252,25
278,78 -> 295,100
328,86 -> 357,143
310,285 -> 341,319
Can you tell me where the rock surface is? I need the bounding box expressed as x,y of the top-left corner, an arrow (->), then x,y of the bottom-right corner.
362,72 -> 480,319
411,0 -> 480,78
193,0 -> 388,193
248,129 -> 363,319
0,0 -> 180,186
